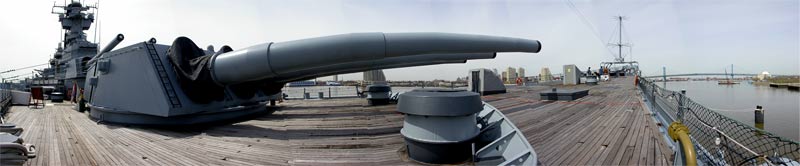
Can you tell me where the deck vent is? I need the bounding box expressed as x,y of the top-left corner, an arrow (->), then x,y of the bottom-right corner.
539,88 -> 589,101
586,76 -> 598,85
365,84 -> 391,106
398,89 -> 482,164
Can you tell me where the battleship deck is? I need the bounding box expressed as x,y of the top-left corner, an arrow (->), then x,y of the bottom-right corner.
5,77 -> 673,165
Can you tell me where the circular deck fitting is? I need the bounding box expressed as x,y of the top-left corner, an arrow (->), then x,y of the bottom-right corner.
397,88 -> 482,116
398,89 -> 482,164
366,84 -> 392,106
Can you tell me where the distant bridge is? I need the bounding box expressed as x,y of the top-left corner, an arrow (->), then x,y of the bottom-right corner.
642,73 -> 789,78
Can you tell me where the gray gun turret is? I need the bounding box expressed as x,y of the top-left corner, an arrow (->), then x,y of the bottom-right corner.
83,32 -> 541,125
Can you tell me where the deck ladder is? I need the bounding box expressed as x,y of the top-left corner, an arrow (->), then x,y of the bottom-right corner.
145,43 -> 182,108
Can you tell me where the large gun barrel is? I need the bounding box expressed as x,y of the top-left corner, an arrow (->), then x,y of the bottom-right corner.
88,34 -> 125,64
280,60 -> 468,83
98,34 -> 125,55
273,53 -> 495,82
210,32 -> 540,85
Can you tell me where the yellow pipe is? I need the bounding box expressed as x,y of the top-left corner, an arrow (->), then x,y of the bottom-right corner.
668,122 -> 697,166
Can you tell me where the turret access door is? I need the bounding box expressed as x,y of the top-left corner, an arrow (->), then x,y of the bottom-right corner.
471,71 -> 480,94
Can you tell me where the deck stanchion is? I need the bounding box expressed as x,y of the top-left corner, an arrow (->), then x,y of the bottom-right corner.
754,105 -> 764,130
678,89 -> 686,121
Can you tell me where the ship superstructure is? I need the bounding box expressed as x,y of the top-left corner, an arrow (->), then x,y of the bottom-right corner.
50,1 -> 98,100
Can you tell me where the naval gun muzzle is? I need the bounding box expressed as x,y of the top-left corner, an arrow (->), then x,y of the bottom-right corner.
208,32 -> 541,85
88,34 -> 125,65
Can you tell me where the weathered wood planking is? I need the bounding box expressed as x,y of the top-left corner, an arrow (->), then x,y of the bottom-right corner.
8,99 -> 408,166
486,77 -> 674,165
6,77 -> 673,165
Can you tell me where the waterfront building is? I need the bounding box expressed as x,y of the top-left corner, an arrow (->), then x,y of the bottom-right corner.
540,67 -> 553,82
506,67 -> 517,84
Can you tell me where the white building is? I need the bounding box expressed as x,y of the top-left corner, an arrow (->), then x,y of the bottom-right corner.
757,71 -> 770,81
505,67 -> 517,84
540,67 -> 553,82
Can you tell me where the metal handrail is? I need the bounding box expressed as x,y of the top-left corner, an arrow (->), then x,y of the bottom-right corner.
638,77 -> 799,165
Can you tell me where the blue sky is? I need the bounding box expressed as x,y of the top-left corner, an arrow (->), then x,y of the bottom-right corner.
1,0 -> 797,81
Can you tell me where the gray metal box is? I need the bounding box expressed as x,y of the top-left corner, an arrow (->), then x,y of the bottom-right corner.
563,64 -> 582,85
468,68 -> 506,95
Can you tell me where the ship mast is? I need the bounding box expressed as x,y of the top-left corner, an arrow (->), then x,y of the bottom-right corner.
613,16 -> 629,63
599,15 -> 638,74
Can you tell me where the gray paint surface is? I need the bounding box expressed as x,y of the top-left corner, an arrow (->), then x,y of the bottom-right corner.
210,32 -> 540,85
468,68 -> 506,95
563,64 -> 583,85
397,89 -> 537,165
85,32 -> 540,125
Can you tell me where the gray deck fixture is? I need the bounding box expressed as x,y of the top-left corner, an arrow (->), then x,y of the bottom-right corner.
398,89 -> 537,165
49,92 -> 64,102
84,32 -> 541,125
474,101 -> 538,166
399,89 -> 482,164
586,76 -> 598,85
0,123 -> 36,166
365,84 -> 391,106
539,88 -> 589,101
563,64 -> 583,85
468,68 -> 506,95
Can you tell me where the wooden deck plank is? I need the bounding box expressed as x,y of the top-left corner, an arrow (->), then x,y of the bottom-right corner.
602,95 -> 638,164
495,77 -> 674,166
557,99 -> 622,165
3,76 -> 673,165
532,100 -> 607,163
569,90 -> 634,165
590,101 -> 636,164
575,96 -> 633,165
628,99 -> 649,165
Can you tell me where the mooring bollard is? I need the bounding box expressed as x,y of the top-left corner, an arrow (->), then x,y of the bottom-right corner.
755,105 -> 764,129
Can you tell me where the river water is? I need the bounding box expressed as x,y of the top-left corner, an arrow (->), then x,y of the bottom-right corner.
661,81 -> 799,141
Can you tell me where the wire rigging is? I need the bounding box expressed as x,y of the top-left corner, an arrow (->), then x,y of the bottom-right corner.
606,23 -> 618,49
0,63 -> 49,75
564,0 -> 618,59
621,22 -> 634,60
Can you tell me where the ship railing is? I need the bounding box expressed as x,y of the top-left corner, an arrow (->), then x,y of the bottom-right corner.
281,86 -> 361,99
1,86 -> 12,119
638,77 -> 800,165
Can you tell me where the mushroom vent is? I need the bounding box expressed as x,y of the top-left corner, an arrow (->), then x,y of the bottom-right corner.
398,88 -> 482,164
365,84 -> 392,105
